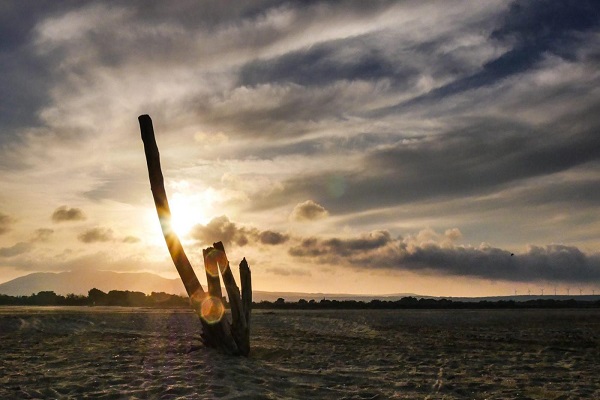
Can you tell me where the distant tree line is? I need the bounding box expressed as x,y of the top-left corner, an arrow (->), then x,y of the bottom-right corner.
0,292 -> 599,309
253,296 -> 600,310
0,289 -> 189,307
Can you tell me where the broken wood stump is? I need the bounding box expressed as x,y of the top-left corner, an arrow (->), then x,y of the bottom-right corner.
138,114 -> 251,356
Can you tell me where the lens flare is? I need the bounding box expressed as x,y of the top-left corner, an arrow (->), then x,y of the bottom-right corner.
204,249 -> 220,277
204,248 -> 230,277
199,296 -> 225,324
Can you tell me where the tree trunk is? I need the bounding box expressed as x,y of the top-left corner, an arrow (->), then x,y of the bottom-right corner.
138,114 -> 251,356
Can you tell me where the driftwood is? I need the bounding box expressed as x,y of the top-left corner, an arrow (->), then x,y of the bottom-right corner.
138,114 -> 251,356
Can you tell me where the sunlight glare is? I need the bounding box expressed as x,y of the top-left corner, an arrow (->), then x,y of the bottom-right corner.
169,191 -> 212,237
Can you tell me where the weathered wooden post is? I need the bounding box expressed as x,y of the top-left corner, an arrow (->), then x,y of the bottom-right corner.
139,114 -> 251,356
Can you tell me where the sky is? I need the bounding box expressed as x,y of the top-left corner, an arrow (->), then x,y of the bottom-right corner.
1,0 -> 599,297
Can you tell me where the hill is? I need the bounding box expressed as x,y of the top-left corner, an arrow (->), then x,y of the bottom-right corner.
0,270 -> 421,301
0,270 -> 185,297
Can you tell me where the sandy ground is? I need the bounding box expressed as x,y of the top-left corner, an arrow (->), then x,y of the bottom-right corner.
0,307 -> 598,399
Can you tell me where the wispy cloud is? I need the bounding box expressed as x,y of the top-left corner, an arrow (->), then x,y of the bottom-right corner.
122,236 -> 140,244
0,213 -> 15,235
0,242 -> 32,258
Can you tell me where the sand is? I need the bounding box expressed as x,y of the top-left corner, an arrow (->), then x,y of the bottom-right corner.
0,307 -> 598,399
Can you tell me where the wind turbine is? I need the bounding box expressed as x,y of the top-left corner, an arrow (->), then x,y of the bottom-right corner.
541,288 -> 544,296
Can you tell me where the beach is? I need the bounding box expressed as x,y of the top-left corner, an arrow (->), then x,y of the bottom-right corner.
0,307 -> 598,399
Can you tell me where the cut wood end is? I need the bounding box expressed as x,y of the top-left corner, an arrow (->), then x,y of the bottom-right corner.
203,246 -> 229,275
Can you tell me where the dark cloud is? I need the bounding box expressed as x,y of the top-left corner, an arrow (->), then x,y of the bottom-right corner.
289,229 -> 600,284
0,0 -> 342,151
196,81 -> 379,139
189,216 -> 252,248
322,231 -> 392,254
189,216 -> 288,248
239,32 -> 410,88
259,230 -> 289,245
290,200 -> 329,221
357,119 -> 600,203
491,0 -> 599,59
471,0 -> 598,83
78,227 -> 114,243
17,0 -> 397,93
289,231 -> 392,258
51,206 -> 86,223
400,244 -> 600,284
251,112 -> 600,214
0,213 -> 15,235
375,0 -> 600,114
0,242 -> 32,258
0,1 -> 60,145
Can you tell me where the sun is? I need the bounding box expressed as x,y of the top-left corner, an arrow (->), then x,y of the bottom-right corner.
168,192 -> 212,237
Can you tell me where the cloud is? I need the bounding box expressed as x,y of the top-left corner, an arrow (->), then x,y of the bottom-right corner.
189,216 -> 289,248
78,227 -> 114,243
83,168 -> 149,205
265,267 -> 310,277
393,242 -> 600,284
51,206 -> 86,223
252,110 -> 600,215
32,228 -> 54,242
374,0 -> 600,114
0,2 -> 58,147
0,213 -> 15,235
122,235 -> 140,244
289,230 -> 393,258
189,216 -> 252,248
238,32 -> 405,88
0,242 -> 32,258
288,228 -> 600,284
290,200 -> 329,221
1,249 -> 170,274
492,0 -> 599,58
259,230 -> 289,245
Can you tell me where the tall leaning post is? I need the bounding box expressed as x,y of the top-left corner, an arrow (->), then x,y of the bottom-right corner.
138,114 -> 251,356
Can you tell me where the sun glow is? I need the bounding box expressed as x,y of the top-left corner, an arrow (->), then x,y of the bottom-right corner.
168,191 -> 214,237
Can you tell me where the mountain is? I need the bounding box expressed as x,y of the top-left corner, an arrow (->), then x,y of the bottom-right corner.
0,270 -> 420,301
0,270 -> 186,297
